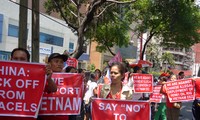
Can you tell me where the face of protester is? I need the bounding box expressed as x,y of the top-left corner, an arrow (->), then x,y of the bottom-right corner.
179,74 -> 185,79
136,69 -> 142,73
11,50 -> 28,62
170,75 -> 177,81
93,87 -> 98,97
70,68 -> 77,73
110,65 -> 124,84
95,71 -> 101,80
49,58 -> 64,72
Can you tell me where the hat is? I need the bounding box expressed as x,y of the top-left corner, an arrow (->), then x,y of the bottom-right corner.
133,65 -> 141,73
48,53 -> 68,62
160,72 -> 170,77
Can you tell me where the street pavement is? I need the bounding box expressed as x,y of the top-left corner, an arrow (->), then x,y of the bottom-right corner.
179,102 -> 193,120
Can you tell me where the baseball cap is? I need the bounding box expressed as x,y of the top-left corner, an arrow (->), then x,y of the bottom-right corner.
48,53 -> 68,62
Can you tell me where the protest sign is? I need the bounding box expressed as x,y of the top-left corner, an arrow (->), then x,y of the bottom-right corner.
66,58 -> 78,68
133,74 -> 153,93
91,99 -> 150,120
149,85 -> 163,103
39,73 -> 83,115
165,79 -> 195,102
0,61 -> 46,118
195,78 -> 200,99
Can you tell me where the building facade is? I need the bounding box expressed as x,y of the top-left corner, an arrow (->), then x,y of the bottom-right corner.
192,43 -> 200,76
0,0 -> 89,69
162,46 -> 194,76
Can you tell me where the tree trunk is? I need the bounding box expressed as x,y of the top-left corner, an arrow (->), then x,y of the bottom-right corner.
31,0 -> 40,62
72,26 -> 85,59
18,0 -> 28,49
141,32 -> 155,60
197,66 -> 200,77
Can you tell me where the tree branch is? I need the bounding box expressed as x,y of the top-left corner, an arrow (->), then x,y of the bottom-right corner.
81,0 -> 105,30
52,0 -> 78,31
94,3 -> 115,18
106,0 -> 137,4
70,0 -> 78,7
141,29 -> 157,60
104,41 -> 115,56
66,5 -> 78,17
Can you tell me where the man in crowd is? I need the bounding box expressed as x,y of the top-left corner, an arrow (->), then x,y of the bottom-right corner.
178,71 -> 185,79
38,52 -> 69,120
0,47 -> 57,120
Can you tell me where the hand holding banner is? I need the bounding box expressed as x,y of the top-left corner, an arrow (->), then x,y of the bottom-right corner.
0,61 -> 46,118
39,73 -> 83,115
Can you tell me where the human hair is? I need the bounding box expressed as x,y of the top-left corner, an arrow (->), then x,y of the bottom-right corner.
122,60 -> 130,72
77,68 -> 83,73
160,76 -> 168,82
90,73 -> 96,81
170,73 -> 176,77
133,66 -> 141,73
65,66 -> 76,73
110,62 -> 126,75
178,71 -> 184,76
11,48 -> 30,62
94,69 -> 101,76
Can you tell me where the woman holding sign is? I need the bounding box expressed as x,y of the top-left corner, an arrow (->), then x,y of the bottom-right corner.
98,62 -> 133,100
160,74 -> 181,120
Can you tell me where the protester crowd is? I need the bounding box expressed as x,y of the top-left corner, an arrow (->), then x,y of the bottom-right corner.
1,47 -> 200,120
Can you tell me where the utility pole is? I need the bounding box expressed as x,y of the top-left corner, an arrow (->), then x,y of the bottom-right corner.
32,0 -> 40,62
18,0 -> 28,49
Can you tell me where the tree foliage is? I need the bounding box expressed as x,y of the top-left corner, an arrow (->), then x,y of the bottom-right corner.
145,40 -> 161,71
44,0 -> 136,58
131,0 -> 200,60
161,51 -> 175,67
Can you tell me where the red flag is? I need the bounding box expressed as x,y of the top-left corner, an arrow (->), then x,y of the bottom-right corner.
66,58 -> 78,68
108,52 -> 122,66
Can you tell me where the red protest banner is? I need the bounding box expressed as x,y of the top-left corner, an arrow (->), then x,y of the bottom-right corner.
39,73 -> 83,115
0,60 -> 46,118
91,99 -> 150,120
66,58 -> 78,68
133,74 -> 153,93
165,79 -> 195,102
195,78 -> 200,99
149,85 -> 163,103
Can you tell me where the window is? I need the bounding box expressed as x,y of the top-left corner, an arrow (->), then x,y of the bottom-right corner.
40,32 -> 63,46
0,14 -> 3,43
0,51 -> 10,60
8,24 -> 19,37
69,42 -> 74,53
0,54 -> 9,60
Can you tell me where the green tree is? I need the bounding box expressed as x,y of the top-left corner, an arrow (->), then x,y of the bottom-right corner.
131,0 -> 200,60
146,40 -> 161,71
44,0 -> 136,58
161,52 -> 175,72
